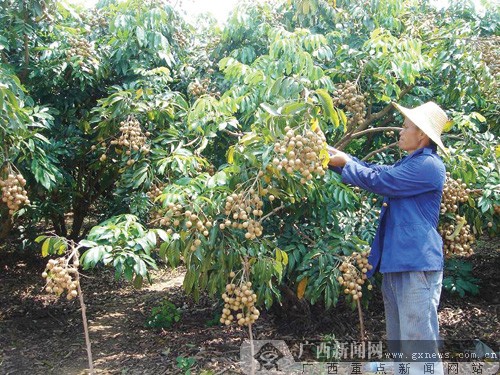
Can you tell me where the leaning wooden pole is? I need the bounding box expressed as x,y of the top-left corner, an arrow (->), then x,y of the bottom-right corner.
76,271 -> 94,375
357,299 -> 366,342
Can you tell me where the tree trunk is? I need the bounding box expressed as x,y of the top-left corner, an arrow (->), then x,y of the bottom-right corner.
0,215 -> 12,241
51,212 -> 67,237
70,200 -> 89,241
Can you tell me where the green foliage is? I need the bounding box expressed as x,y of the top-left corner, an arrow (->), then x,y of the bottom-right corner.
35,235 -> 68,257
2,0 -> 498,316
176,356 -> 196,375
145,299 -> 181,329
443,259 -> 480,297
79,214 -> 162,287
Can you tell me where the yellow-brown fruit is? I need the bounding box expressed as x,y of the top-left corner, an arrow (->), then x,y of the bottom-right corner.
338,250 -> 373,299
0,172 -> 29,215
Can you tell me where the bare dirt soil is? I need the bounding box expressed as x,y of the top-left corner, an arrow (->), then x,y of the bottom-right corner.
1,236 -> 498,374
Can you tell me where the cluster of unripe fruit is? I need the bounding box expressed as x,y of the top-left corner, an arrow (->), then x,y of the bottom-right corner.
42,257 -> 80,301
441,174 -> 470,214
332,81 -> 367,127
272,125 -> 327,183
81,11 -> 108,29
188,78 -> 211,97
439,216 -> 475,258
173,31 -> 188,48
66,37 -> 93,59
478,36 -> 500,77
0,173 -> 29,215
147,184 -> 165,222
146,183 -> 165,202
220,189 -> 264,240
107,116 -> 150,165
154,202 -> 213,251
478,36 -> 500,101
337,251 -> 373,301
220,273 -> 260,327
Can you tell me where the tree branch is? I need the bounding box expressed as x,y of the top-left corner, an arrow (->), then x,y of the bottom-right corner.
259,204 -> 284,222
351,126 -> 401,138
334,85 -> 414,150
361,141 -> 399,161
222,128 -> 244,137
292,223 -> 316,246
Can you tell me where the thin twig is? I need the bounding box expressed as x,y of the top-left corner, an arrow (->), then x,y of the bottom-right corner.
361,141 -> 399,161
351,126 -> 401,139
259,204 -> 285,222
292,224 -> 316,246
184,137 -> 200,147
222,128 -> 244,137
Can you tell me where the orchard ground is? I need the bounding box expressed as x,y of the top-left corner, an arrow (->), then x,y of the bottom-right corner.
1,236 -> 498,375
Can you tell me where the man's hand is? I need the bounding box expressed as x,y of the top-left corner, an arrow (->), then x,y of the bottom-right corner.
327,146 -> 351,167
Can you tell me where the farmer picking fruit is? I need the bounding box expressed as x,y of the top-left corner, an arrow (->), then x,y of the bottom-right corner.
327,101 -> 449,374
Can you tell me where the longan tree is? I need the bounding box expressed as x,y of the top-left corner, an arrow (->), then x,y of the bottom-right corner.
0,0 -> 498,333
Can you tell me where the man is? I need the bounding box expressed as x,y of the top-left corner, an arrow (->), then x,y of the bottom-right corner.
328,101 -> 448,374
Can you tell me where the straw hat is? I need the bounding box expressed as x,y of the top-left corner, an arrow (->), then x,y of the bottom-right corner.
392,101 -> 449,155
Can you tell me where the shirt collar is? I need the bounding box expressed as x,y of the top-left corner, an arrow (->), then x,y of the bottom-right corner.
396,146 -> 436,166
409,145 -> 437,158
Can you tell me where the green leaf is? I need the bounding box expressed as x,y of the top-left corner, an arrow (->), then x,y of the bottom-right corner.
133,274 -> 144,288
156,229 -> 169,242
82,246 -> 106,268
124,266 -> 134,281
79,239 -> 98,248
316,89 -> 339,127
260,103 -> 280,116
35,235 -> 47,243
41,239 -> 50,257
136,26 -> 145,47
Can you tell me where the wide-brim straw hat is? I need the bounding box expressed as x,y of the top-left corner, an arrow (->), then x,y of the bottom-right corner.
392,101 -> 449,155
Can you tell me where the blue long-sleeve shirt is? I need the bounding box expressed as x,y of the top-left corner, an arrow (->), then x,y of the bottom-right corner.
331,146 -> 446,277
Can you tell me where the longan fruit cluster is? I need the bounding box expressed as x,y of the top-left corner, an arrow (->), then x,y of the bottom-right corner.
439,217 -> 475,258
188,78 -> 210,97
42,257 -> 80,301
66,37 -> 93,59
478,36 -> 500,101
83,12 -> 108,29
109,116 -> 150,165
272,125 -> 327,183
147,183 -> 165,202
478,36 -> 500,76
0,173 -> 29,215
441,174 -> 470,214
332,81 -> 367,127
220,274 -> 260,327
219,190 -> 264,240
337,251 -> 373,301
173,31 -> 188,48
156,202 -> 212,251
494,205 -> 500,216
147,184 -> 166,222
